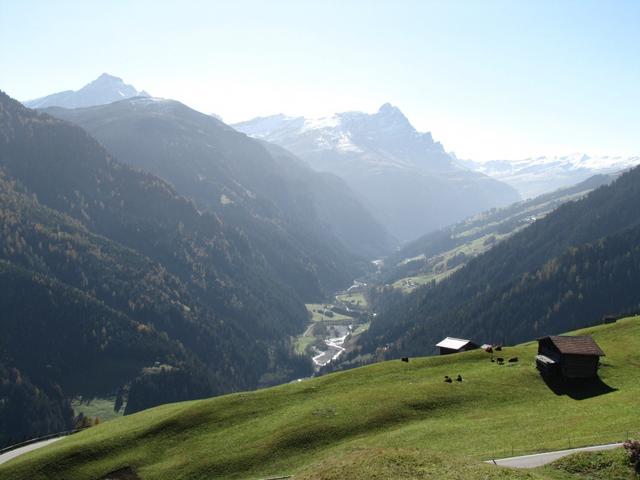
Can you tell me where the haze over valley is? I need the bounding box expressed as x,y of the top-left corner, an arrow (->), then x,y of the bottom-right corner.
1,2 -> 639,479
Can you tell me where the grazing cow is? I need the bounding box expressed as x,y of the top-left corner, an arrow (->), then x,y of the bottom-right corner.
456,374 -> 463,382
444,377 -> 452,383
497,358 -> 504,363
495,346 -> 502,351
485,346 -> 493,353
508,357 -> 518,363
401,357 -> 409,362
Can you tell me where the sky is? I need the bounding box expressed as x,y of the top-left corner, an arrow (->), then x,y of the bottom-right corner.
1,0 -> 639,161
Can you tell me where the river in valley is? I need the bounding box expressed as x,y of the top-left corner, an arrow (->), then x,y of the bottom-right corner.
311,324 -> 351,367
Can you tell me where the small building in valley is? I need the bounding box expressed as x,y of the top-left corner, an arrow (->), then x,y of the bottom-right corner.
536,335 -> 605,379
435,337 -> 479,355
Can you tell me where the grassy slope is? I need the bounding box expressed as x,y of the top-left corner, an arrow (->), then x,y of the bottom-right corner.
392,265 -> 463,292
305,303 -> 354,322
71,397 -> 123,423
336,292 -> 368,308
2,317 -> 639,480
540,448 -> 638,480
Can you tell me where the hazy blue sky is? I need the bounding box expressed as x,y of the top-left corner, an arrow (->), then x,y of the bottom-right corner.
1,0 -> 638,160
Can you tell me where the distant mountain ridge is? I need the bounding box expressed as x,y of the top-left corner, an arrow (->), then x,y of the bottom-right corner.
43,95 -> 396,261
23,73 -> 149,109
234,105 -> 520,242
461,153 -> 640,199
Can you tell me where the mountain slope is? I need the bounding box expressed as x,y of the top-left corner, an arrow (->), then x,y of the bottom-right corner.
1,317 -> 638,479
359,164 -> 640,357
462,153 -> 640,199
381,173 -> 616,290
42,96 -> 394,265
0,90 -> 322,442
23,73 -> 149,109
235,104 -> 520,242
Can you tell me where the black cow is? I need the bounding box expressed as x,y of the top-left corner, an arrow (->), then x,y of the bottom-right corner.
508,357 -> 518,363
456,374 -> 463,382
401,357 -> 409,362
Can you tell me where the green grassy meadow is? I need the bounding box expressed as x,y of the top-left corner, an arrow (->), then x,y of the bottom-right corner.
336,291 -> 368,308
71,397 -> 123,423
392,266 -> 462,292
2,317 -> 639,480
305,303 -> 354,322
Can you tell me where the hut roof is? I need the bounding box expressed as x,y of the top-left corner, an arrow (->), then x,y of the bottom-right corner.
436,337 -> 474,350
540,335 -> 605,356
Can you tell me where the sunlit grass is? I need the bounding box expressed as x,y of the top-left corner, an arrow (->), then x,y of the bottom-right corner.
2,317 -> 638,480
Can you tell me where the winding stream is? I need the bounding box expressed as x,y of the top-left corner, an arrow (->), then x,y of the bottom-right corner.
311,324 -> 351,367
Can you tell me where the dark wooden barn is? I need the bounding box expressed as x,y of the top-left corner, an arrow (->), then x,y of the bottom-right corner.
536,335 -> 605,379
435,337 -> 479,355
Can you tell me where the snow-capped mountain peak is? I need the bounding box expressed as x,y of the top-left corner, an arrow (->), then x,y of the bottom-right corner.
233,105 -> 520,242
376,102 -> 409,123
234,104 -> 449,170
23,73 -> 149,109
464,153 -> 640,199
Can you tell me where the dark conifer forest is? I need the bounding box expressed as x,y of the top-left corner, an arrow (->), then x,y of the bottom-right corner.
0,92 -> 320,445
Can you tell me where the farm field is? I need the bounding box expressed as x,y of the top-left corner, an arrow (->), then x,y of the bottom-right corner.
305,303 -> 354,322
336,292 -> 368,309
2,317 -> 638,480
71,397 -> 122,423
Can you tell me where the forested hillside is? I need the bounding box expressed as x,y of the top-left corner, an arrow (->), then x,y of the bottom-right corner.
357,165 -> 640,359
0,91 -> 316,446
381,173 -> 615,289
44,98 -> 395,265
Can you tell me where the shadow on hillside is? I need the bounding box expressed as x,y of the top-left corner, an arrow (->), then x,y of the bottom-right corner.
542,375 -> 617,400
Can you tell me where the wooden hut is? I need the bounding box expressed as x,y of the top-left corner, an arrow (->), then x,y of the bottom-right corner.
536,335 -> 605,379
435,337 -> 479,355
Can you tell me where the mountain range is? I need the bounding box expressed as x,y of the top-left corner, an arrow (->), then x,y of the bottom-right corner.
6,72 -> 640,451
234,105 -> 521,242
23,73 -> 150,109
42,96 -> 395,261
460,154 -> 640,199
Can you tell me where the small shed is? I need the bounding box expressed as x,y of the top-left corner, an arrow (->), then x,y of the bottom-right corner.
536,335 -> 605,379
435,337 -> 479,355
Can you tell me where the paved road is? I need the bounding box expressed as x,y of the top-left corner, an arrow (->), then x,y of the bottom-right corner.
0,437 -> 64,466
487,442 -> 623,468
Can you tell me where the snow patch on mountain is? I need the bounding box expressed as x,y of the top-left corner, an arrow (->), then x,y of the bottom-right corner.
462,154 -> 640,199
234,104 -> 520,242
